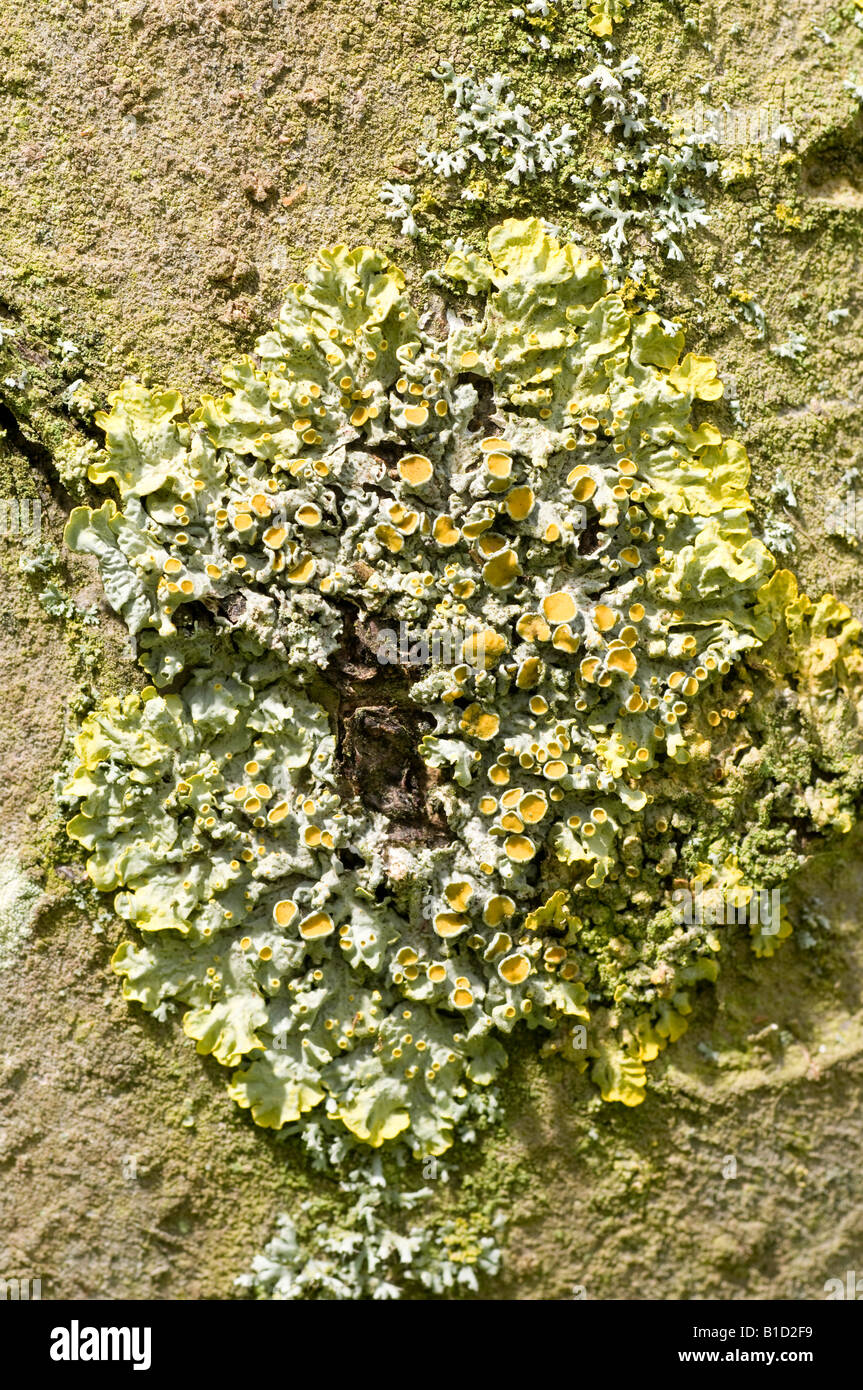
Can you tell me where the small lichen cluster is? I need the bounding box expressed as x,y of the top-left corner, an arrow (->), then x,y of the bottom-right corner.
584,0 -> 635,39
380,44 -> 717,269
416,63 -> 578,188
572,48 -> 716,264
62,219 -> 863,1150
236,1161 -> 501,1300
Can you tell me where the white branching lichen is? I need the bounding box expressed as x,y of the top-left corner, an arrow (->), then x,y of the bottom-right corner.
573,50 -> 716,264
379,182 -> 420,239
416,63 -> 578,187
236,1159 -> 502,1300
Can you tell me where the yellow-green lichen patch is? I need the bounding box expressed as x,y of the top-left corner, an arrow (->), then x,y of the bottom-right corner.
62,220 -> 863,1156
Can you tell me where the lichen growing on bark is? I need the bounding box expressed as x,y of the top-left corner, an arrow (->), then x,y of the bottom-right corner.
60,218 -> 863,1163
0,857 -> 40,973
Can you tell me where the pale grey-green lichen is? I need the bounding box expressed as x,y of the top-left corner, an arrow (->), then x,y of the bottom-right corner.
0,858 -> 40,973
236,1160 -> 502,1300
388,42 -> 717,270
